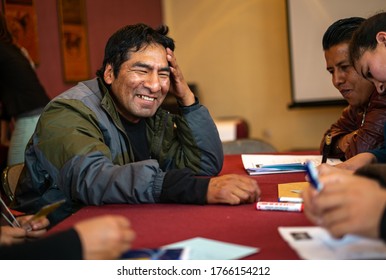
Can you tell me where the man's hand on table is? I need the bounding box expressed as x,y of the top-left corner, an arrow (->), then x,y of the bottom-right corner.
207,174 -> 261,205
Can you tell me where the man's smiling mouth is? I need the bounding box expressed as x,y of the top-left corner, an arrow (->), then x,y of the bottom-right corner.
138,94 -> 155,101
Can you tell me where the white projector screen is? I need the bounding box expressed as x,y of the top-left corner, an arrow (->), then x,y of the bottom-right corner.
287,0 -> 385,107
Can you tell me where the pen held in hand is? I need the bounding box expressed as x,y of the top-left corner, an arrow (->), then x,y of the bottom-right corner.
305,161 -> 323,191
0,197 -> 21,228
253,163 -> 307,171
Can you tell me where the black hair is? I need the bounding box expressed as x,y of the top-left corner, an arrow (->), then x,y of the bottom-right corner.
350,11 -> 386,64
322,17 -> 365,50
96,23 -> 175,79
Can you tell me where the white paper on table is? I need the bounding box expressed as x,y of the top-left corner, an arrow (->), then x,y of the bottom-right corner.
242,154 -> 342,175
163,237 -> 259,260
278,226 -> 386,259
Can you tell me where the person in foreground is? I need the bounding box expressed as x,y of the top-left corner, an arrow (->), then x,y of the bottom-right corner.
303,164 -> 386,241
319,17 -> 386,161
303,12 -> 386,241
0,214 -> 135,260
13,23 -> 260,224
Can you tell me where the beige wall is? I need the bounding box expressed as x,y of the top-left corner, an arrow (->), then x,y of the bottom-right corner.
163,0 -> 344,151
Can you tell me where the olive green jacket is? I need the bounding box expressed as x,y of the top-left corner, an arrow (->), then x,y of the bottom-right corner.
14,79 -> 223,223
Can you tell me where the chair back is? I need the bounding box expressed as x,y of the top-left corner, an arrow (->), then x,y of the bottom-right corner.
1,163 -> 24,203
222,139 -> 277,155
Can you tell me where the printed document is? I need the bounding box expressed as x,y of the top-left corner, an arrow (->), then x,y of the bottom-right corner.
278,226 -> 386,259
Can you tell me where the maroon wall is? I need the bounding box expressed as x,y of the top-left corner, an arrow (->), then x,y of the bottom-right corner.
2,0 -> 163,99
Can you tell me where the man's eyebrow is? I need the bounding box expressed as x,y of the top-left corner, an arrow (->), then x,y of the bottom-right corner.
336,60 -> 351,67
132,62 -> 170,72
132,62 -> 152,69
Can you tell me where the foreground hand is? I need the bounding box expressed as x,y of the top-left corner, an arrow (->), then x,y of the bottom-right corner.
74,215 -> 136,260
207,174 -> 261,205
317,163 -> 354,176
303,172 -> 386,239
17,215 -> 50,238
304,164 -> 353,191
0,226 -> 27,245
166,48 -> 195,106
334,152 -> 376,171
0,215 -> 50,245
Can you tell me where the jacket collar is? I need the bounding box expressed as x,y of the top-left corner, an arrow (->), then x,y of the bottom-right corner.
97,77 -> 124,127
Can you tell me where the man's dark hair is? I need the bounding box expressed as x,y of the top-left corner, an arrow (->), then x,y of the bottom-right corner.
350,11 -> 386,65
96,23 -> 175,78
322,17 -> 365,50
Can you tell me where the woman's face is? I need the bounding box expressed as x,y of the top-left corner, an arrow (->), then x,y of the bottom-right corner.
355,32 -> 386,94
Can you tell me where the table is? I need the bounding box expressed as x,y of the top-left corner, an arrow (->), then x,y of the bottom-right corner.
49,154 -> 314,260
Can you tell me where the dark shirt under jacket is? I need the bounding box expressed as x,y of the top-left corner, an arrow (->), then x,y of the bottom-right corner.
120,117 -> 150,161
0,42 -> 49,120
120,116 -> 210,205
369,123 -> 386,163
355,164 -> 386,242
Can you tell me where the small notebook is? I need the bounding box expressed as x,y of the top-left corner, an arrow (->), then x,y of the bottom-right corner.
277,182 -> 309,198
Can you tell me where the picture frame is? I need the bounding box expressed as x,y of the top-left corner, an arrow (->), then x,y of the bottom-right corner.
57,0 -> 90,82
2,0 -> 40,65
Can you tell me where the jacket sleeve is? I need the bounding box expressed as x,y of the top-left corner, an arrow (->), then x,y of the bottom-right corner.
321,95 -> 386,160
343,93 -> 386,158
173,101 -> 223,176
365,123 -> 386,163
355,164 -> 386,242
355,164 -> 386,187
320,106 -> 359,159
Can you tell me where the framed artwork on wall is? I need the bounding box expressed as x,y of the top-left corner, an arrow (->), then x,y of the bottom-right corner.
2,0 -> 40,65
57,0 -> 90,82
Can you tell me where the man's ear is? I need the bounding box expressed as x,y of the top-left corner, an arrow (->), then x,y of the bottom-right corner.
376,31 -> 386,45
104,64 -> 114,84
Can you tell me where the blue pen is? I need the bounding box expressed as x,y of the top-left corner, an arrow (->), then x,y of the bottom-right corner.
305,161 -> 323,191
254,163 -> 306,170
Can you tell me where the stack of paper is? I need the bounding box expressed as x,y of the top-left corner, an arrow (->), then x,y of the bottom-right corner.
242,154 -> 342,175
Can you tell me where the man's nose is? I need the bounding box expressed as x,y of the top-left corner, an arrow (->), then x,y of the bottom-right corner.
332,71 -> 345,88
144,72 -> 162,92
